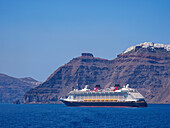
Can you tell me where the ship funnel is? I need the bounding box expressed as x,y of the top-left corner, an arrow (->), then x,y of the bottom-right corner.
93,85 -> 100,92
114,84 -> 120,91
115,84 -> 120,87
95,85 -> 101,89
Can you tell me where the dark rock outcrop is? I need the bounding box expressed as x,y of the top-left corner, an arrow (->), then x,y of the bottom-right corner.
23,43 -> 170,104
0,73 -> 41,103
12,100 -> 20,104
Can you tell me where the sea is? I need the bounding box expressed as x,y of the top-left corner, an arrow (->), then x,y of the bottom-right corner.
0,104 -> 170,128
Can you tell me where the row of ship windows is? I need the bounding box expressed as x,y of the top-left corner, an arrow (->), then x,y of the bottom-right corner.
68,95 -> 126,100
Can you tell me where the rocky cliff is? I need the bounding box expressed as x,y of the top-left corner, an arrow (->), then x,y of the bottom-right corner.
0,73 -> 41,103
23,42 -> 170,104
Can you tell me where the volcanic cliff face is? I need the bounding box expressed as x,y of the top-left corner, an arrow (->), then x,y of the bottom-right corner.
23,42 -> 170,104
23,53 -> 114,104
114,42 -> 170,103
0,73 -> 41,103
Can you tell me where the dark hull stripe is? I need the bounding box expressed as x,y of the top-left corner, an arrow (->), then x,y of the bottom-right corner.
60,100 -> 148,107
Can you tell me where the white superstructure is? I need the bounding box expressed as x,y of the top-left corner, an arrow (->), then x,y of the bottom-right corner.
65,84 -> 145,102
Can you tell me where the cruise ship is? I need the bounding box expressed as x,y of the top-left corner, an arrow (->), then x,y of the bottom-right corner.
60,84 -> 148,107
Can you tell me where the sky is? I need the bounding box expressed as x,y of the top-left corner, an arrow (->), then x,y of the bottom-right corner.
0,0 -> 170,82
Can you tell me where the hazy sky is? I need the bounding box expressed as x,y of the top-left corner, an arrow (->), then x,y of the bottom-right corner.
1,0 -> 170,82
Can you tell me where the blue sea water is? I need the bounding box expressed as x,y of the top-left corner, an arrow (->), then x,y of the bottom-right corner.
0,104 -> 170,128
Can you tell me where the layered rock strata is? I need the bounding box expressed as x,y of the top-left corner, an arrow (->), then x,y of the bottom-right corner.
0,73 -> 40,103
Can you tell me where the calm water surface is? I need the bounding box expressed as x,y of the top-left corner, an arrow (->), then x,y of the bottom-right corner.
0,104 -> 170,128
